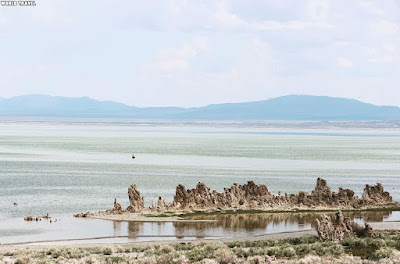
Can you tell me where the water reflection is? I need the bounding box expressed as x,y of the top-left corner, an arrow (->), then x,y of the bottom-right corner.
2,210 -> 398,245
184,210 -> 395,229
122,210 -> 399,240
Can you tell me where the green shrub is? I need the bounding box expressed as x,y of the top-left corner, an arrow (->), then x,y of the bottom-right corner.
214,248 -> 237,264
226,241 -> 240,248
284,236 -> 318,246
102,247 -> 114,256
186,248 -> 213,261
282,247 -> 296,257
295,244 -> 312,254
105,256 -> 125,263
366,238 -> 386,249
385,239 -> 397,248
246,256 -> 265,264
160,245 -> 173,254
233,248 -> 249,258
14,257 -> 31,264
86,246 -> 110,255
156,254 -> 173,264
329,244 -> 344,255
3,252 -> 14,257
311,242 -> 330,256
172,242 -> 196,251
49,249 -> 62,259
369,247 -> 394,260
264,247 -> 278,256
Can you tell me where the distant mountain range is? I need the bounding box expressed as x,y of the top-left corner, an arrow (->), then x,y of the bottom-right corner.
1,94 -> 400,120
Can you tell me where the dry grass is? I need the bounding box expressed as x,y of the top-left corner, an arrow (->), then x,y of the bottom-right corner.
1,230 -> 400,263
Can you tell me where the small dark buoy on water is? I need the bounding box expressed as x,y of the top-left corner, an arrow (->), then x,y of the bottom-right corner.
132,154 -> 135,159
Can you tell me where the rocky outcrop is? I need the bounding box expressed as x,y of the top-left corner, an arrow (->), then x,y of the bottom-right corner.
127,184 -> 145,213
299,178 -> 361,208
110,198 -> 123,214
169,178 -> 394,212
150,197 -> 167,212
73,212 -> 93,218
362,183 -> 392,204
315,211 -> 375,241
25,214 -> 57,222
172,181 -> 273,210
24,216 -> 41,221
87,178 -> 396,216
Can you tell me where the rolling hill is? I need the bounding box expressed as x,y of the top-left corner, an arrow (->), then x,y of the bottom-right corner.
1,94 -> 399,120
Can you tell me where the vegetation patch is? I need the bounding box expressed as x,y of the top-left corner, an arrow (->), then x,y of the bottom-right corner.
1,230 -> 400,263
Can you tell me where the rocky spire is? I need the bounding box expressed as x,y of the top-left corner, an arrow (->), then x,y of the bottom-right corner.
315,210 -> 375,241
127,184 -> 145,212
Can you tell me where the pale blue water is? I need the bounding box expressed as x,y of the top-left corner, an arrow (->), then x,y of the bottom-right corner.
1,119 -> 400,244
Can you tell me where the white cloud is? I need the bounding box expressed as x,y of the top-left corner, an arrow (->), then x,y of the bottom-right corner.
159,44 -> 197,59
149,36 -> 209,72
336,57 -> 353,68
0,13 -> 6,25
368,55 -> 393,63
372,20 -> 399,35
1,0 -> 400,107
306,0 -> 330,21
360,1 -> 384,16
215,2 -> 333,31
334,41 -> 349,47
361,43 -> 395,64
167,0 -> 188,15
215,3 -> 243,28
361,46 -> 375,58
157,59 -> 188,71
383,43 -> 394,53
252,20 -> 333,31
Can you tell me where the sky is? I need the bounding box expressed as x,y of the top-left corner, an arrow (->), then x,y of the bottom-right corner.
0,0 -> 399,107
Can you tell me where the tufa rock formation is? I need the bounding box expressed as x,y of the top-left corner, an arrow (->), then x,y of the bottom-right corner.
303,178 -> 361,208
73,212 -> 93,218
362,183 -> 392,204
81,178 -> 396,216
111,198 -> 123,213
168,178 -> 393,212
150,197 -> 167,212
172,181 -> 272,210
114,198 -> 122,211
315,210 -> 375,242
24,216 -> 41,221
24,214 -> 55,222
127,184 -> 145,213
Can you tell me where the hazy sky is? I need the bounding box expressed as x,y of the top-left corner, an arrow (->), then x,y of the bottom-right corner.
0,1 -> 399,107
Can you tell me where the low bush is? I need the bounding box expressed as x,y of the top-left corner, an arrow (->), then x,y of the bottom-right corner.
366,238 -> 386,249
105,256 -> 125,263
214,248 -> 237,264
369,247 -> 394,260
3,231 -> 400,263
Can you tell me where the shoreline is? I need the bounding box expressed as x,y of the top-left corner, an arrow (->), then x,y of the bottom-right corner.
3,230 -> 400,264
0,230 -> 317,249
84,204 -> 400,222
1,221 -> 399,249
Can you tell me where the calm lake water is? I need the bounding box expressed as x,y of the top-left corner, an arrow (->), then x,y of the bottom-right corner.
1,119 -> 400,244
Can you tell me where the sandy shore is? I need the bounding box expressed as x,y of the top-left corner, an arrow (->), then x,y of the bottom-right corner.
369,221 -> 400,230
0,230 -> 317,251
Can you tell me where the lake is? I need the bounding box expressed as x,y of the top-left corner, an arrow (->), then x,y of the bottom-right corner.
1,118 -> 400,244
